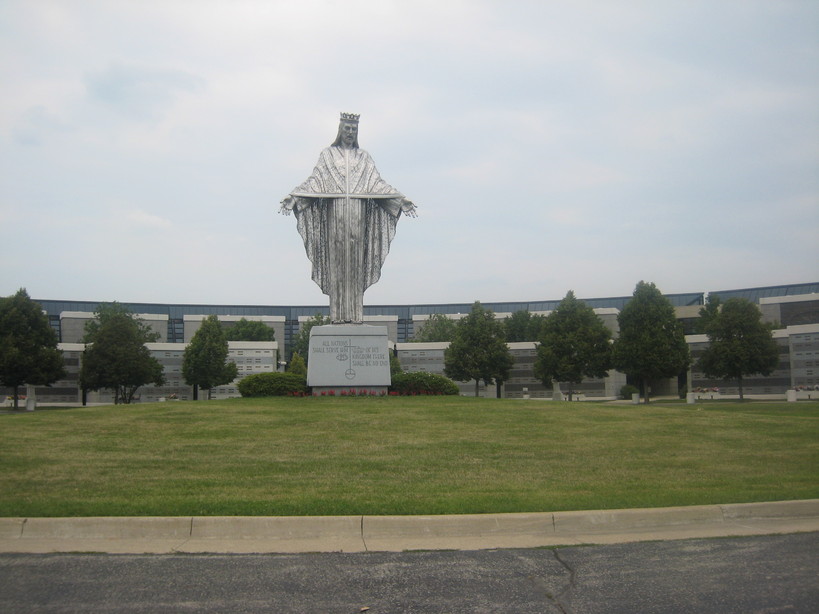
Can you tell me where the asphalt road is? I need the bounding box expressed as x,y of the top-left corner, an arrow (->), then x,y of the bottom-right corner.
1,532 -> 816,613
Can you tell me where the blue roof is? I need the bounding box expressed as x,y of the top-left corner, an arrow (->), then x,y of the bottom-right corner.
34,282 -> 817,320
707,282 -> 819,303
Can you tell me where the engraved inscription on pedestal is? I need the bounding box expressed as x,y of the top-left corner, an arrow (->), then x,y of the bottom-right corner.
307,325 -> 391,393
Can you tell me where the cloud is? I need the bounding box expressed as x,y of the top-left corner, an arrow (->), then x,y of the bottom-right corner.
124,209 -> 173,230
1,1 -> 817,306
84,63 -> 205,120
12,105 -> 67,146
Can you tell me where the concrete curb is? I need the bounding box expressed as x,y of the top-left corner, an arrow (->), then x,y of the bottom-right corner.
1,499 -> 817,554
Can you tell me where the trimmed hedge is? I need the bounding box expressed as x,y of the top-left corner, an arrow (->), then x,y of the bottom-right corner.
237,372 -> 307,397
390,371 -> 460,396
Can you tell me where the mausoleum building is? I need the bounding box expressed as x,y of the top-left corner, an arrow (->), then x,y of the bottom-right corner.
6,282 -> 818,403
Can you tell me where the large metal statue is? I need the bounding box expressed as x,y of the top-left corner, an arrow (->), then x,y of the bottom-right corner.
280,112 -> 417,323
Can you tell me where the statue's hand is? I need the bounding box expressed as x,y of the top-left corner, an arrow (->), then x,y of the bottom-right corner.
279,196 -> 296,215
401,199 -> 418,218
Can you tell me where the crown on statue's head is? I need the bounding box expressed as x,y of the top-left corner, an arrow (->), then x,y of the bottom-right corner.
340,112 -> 360,123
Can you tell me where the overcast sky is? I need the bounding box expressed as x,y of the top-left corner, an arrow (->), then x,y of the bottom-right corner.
2,0 -> 817,308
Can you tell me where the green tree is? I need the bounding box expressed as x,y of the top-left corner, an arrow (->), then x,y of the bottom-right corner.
287,352 -> 307,377
80,303 -> 164,404
444,301 -> 514,397
82,302 -> 160,344
390,351 -> 404,377
0,289 -> 65,408
183,314 -> 239,400
612,281 -> 690,403
290,314 -> 330,363
413,313 -> 458,342
505,310 -> 547,342
697,298 -> 779,400
225,318 -> 275,341
694,294 -> 721,334
534,291 -> 612,401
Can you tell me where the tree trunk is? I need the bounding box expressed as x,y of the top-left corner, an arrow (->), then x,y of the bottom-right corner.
474,380 -> 479,397
567,385 -> 573,402
641,379 -> 650,404
13,385 -> 19,409
737,376 -> 744,401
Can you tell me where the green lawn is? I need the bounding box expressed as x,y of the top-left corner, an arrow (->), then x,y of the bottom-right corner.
1,397 -> 817,517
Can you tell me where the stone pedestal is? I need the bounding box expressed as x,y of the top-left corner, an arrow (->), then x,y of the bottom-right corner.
307,325 -> 391,395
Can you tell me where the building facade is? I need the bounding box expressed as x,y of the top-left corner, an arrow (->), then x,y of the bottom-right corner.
5,283 -> 817,404
21,341 -> 278,405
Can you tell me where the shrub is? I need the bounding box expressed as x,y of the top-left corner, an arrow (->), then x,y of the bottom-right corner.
390,371 -> 460,396
287,353 -> 307,377
620,384 -> 639,400
389,353 -> 403,377
237,372 -> 307,397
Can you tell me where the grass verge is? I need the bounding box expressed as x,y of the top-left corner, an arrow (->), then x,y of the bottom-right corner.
1,397 -> 816,516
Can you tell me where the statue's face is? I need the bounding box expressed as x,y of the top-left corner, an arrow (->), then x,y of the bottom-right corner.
340,121 -> 358,147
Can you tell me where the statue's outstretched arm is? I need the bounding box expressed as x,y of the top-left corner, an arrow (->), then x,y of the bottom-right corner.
400,198 -> 418,218
279,196 -> 297,215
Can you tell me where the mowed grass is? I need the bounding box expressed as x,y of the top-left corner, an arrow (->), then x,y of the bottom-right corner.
1,397 -> 817,517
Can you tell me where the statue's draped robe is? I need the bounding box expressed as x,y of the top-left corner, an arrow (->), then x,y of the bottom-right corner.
289,146 -> 405,322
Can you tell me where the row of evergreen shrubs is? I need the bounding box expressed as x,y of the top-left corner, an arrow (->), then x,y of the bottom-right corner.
390,371 -> 459,396
236,373 -> 308,397
236,371 -> 459,397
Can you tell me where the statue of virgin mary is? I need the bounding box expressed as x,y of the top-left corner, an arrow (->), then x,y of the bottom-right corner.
280,113 -> 417,323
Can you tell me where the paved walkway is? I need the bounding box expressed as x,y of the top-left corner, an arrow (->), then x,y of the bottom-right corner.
1,499 -> 817,554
